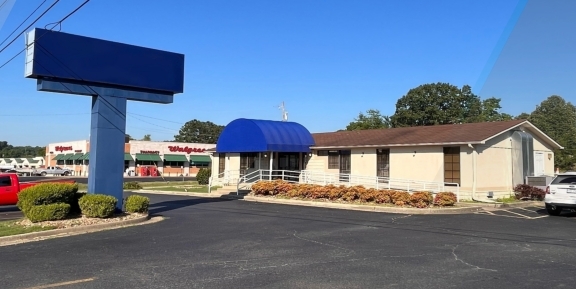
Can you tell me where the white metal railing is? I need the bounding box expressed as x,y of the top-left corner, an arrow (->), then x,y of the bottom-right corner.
233,169 -> 460,200
208,170 -> 240,194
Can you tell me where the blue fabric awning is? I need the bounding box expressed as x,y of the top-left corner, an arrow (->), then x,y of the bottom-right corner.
216,118 -> 315,153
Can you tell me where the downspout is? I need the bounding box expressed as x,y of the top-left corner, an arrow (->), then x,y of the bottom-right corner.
467,144 -> 478,201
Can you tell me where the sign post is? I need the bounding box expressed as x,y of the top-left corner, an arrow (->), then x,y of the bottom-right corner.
25,28 -> 184,210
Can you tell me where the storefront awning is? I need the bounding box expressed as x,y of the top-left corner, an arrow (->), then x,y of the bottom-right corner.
78,153 -> 89,161
2,158 -> 12,163
135,153 -> 162,162
124,153 -> 134,161
52,154 -> 64,160
70,153 -> 84,161
164,154 -> 188,162
190,155 -> 211,164
216,118 -> 315,153
27,158 -> 40,163
14,159 -> 24,163
60,153 -> 75,161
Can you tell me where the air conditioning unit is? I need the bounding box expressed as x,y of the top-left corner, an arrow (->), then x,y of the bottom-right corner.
525,175 -> 554,189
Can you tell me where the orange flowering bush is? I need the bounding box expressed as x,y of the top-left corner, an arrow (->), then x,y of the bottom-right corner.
250,180 -> 458,208
433,192 -> 457,206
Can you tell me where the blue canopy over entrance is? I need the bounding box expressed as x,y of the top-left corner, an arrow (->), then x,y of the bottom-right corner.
216,118 -> 315,153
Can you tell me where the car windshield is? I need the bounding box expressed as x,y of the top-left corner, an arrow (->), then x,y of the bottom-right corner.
55,167 -> 62,169
551,175 -> 576,184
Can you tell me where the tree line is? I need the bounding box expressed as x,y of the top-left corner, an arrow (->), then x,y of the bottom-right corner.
0,141 -> 45,158
345,82 -> 576,170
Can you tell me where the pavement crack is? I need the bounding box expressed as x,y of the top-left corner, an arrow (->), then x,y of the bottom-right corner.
292,230 -> 355,257
391,214 -> 412,224
451,242 -> 498,272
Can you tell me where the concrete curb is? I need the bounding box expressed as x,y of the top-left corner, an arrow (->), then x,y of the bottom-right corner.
457,201 -> 544,209
242,196 -> 484,215
0,214 -> 155,247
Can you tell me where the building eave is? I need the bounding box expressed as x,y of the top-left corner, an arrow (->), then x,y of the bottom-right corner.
310,141 -> 486,150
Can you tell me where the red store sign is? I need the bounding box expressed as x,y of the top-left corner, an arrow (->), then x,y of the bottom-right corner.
55,146 -> 73,152
168,146 -> 206,154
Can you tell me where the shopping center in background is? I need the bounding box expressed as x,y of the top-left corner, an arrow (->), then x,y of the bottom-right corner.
45,139 -> 214,176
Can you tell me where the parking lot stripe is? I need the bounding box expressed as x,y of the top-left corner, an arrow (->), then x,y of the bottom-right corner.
22,278 -> 95,289
502,210 -> 532,219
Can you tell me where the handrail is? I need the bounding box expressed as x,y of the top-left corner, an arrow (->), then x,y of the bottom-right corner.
208,169 -> 240,194
232,169 -> 460,201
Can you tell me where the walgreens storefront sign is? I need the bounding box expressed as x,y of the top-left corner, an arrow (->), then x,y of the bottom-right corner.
168,146 -> 206,154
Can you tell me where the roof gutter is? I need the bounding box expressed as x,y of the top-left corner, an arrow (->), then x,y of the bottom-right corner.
311,141 -> 486,150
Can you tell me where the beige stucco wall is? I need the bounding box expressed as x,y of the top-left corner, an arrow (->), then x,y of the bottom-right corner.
350,148 -> 377,176
531,134 -> 555,175
389,146 -> 444,183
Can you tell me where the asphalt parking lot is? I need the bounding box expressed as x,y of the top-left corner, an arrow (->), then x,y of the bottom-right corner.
1,194 -> 575,289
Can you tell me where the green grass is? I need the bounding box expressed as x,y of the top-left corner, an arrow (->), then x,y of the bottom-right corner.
0,220 -> 56,237
148,185 -> 221,193
496,195 -> 518,203
140,181 -> 199,188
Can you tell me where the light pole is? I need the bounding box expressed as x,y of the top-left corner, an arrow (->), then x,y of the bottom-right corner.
181,165 -> 184,181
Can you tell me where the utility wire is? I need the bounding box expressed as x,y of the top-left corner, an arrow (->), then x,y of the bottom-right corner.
0,0 -> 60,55
0,0 -> 48,47
0,0 -> 90,69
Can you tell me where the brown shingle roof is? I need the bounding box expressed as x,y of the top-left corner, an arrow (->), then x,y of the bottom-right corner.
312,120 -> 527,148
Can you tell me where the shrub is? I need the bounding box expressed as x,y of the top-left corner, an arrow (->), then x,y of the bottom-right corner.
26,203 -> 70,223
196,168 -> 211,185
513,184 -> 545,201
434,192 -> 457,206
17,183 -> 78,214
78,194 -> 117,218
123,181 -> 142,190
391,191 -> 410,206
374,190 -> 393,204
125,195 -> 150,213
410,191 -> 433,208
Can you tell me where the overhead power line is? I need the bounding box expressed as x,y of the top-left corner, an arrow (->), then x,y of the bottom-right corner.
0,0 -> 48,48
0,0 -> 91,69
0,0 -> 60,55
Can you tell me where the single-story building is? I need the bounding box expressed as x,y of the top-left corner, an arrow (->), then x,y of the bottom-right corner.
211,118 -> 563,200
45,140 -> 215,176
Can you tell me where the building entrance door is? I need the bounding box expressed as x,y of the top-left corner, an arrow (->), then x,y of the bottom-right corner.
277,152 -> 300,182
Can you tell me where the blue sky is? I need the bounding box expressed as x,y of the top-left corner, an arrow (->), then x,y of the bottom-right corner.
0,0 -> 569,146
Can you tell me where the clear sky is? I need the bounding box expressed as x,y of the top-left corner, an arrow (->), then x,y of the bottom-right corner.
0,0 -> 570,146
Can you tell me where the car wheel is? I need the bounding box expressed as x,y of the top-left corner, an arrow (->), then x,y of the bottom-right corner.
546,204 -> 563,216
63,171 -> 69,176
41,172 -> 47,176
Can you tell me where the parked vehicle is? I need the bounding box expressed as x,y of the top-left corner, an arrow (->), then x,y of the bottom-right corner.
544,172 -> 576,215
34,166 -> 73,176
0,173 -> 76,206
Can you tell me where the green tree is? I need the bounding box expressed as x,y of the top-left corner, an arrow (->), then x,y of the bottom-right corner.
345,109 -> 391,130
527,95 -> 576,171
174,120 -> 224,144
480,97 -> 513,122
141,134 -> 152,141
0,142 -> 44,158
515,112 -> 531,120
390,83 -> 483,127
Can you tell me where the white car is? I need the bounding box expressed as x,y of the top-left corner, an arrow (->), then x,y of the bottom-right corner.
545,172 -> 576,215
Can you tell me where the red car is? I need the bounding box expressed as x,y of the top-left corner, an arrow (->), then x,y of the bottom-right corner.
0,173 -> 76,206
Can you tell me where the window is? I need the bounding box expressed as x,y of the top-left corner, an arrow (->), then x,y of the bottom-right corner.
377,149 -> 390,178
0,176 -> 11,187
551,176 -> 576,184
317,150 -> 328,156
444,147 -> 460,185
240,153 -> 257,174
164,161 -> 185,167
328,151 -> 339,169
65,160 -> 73,166
218,153 -> 226,175
136,160 -> 158,166
194,162 -> 210,168
56,160 -> 64,166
